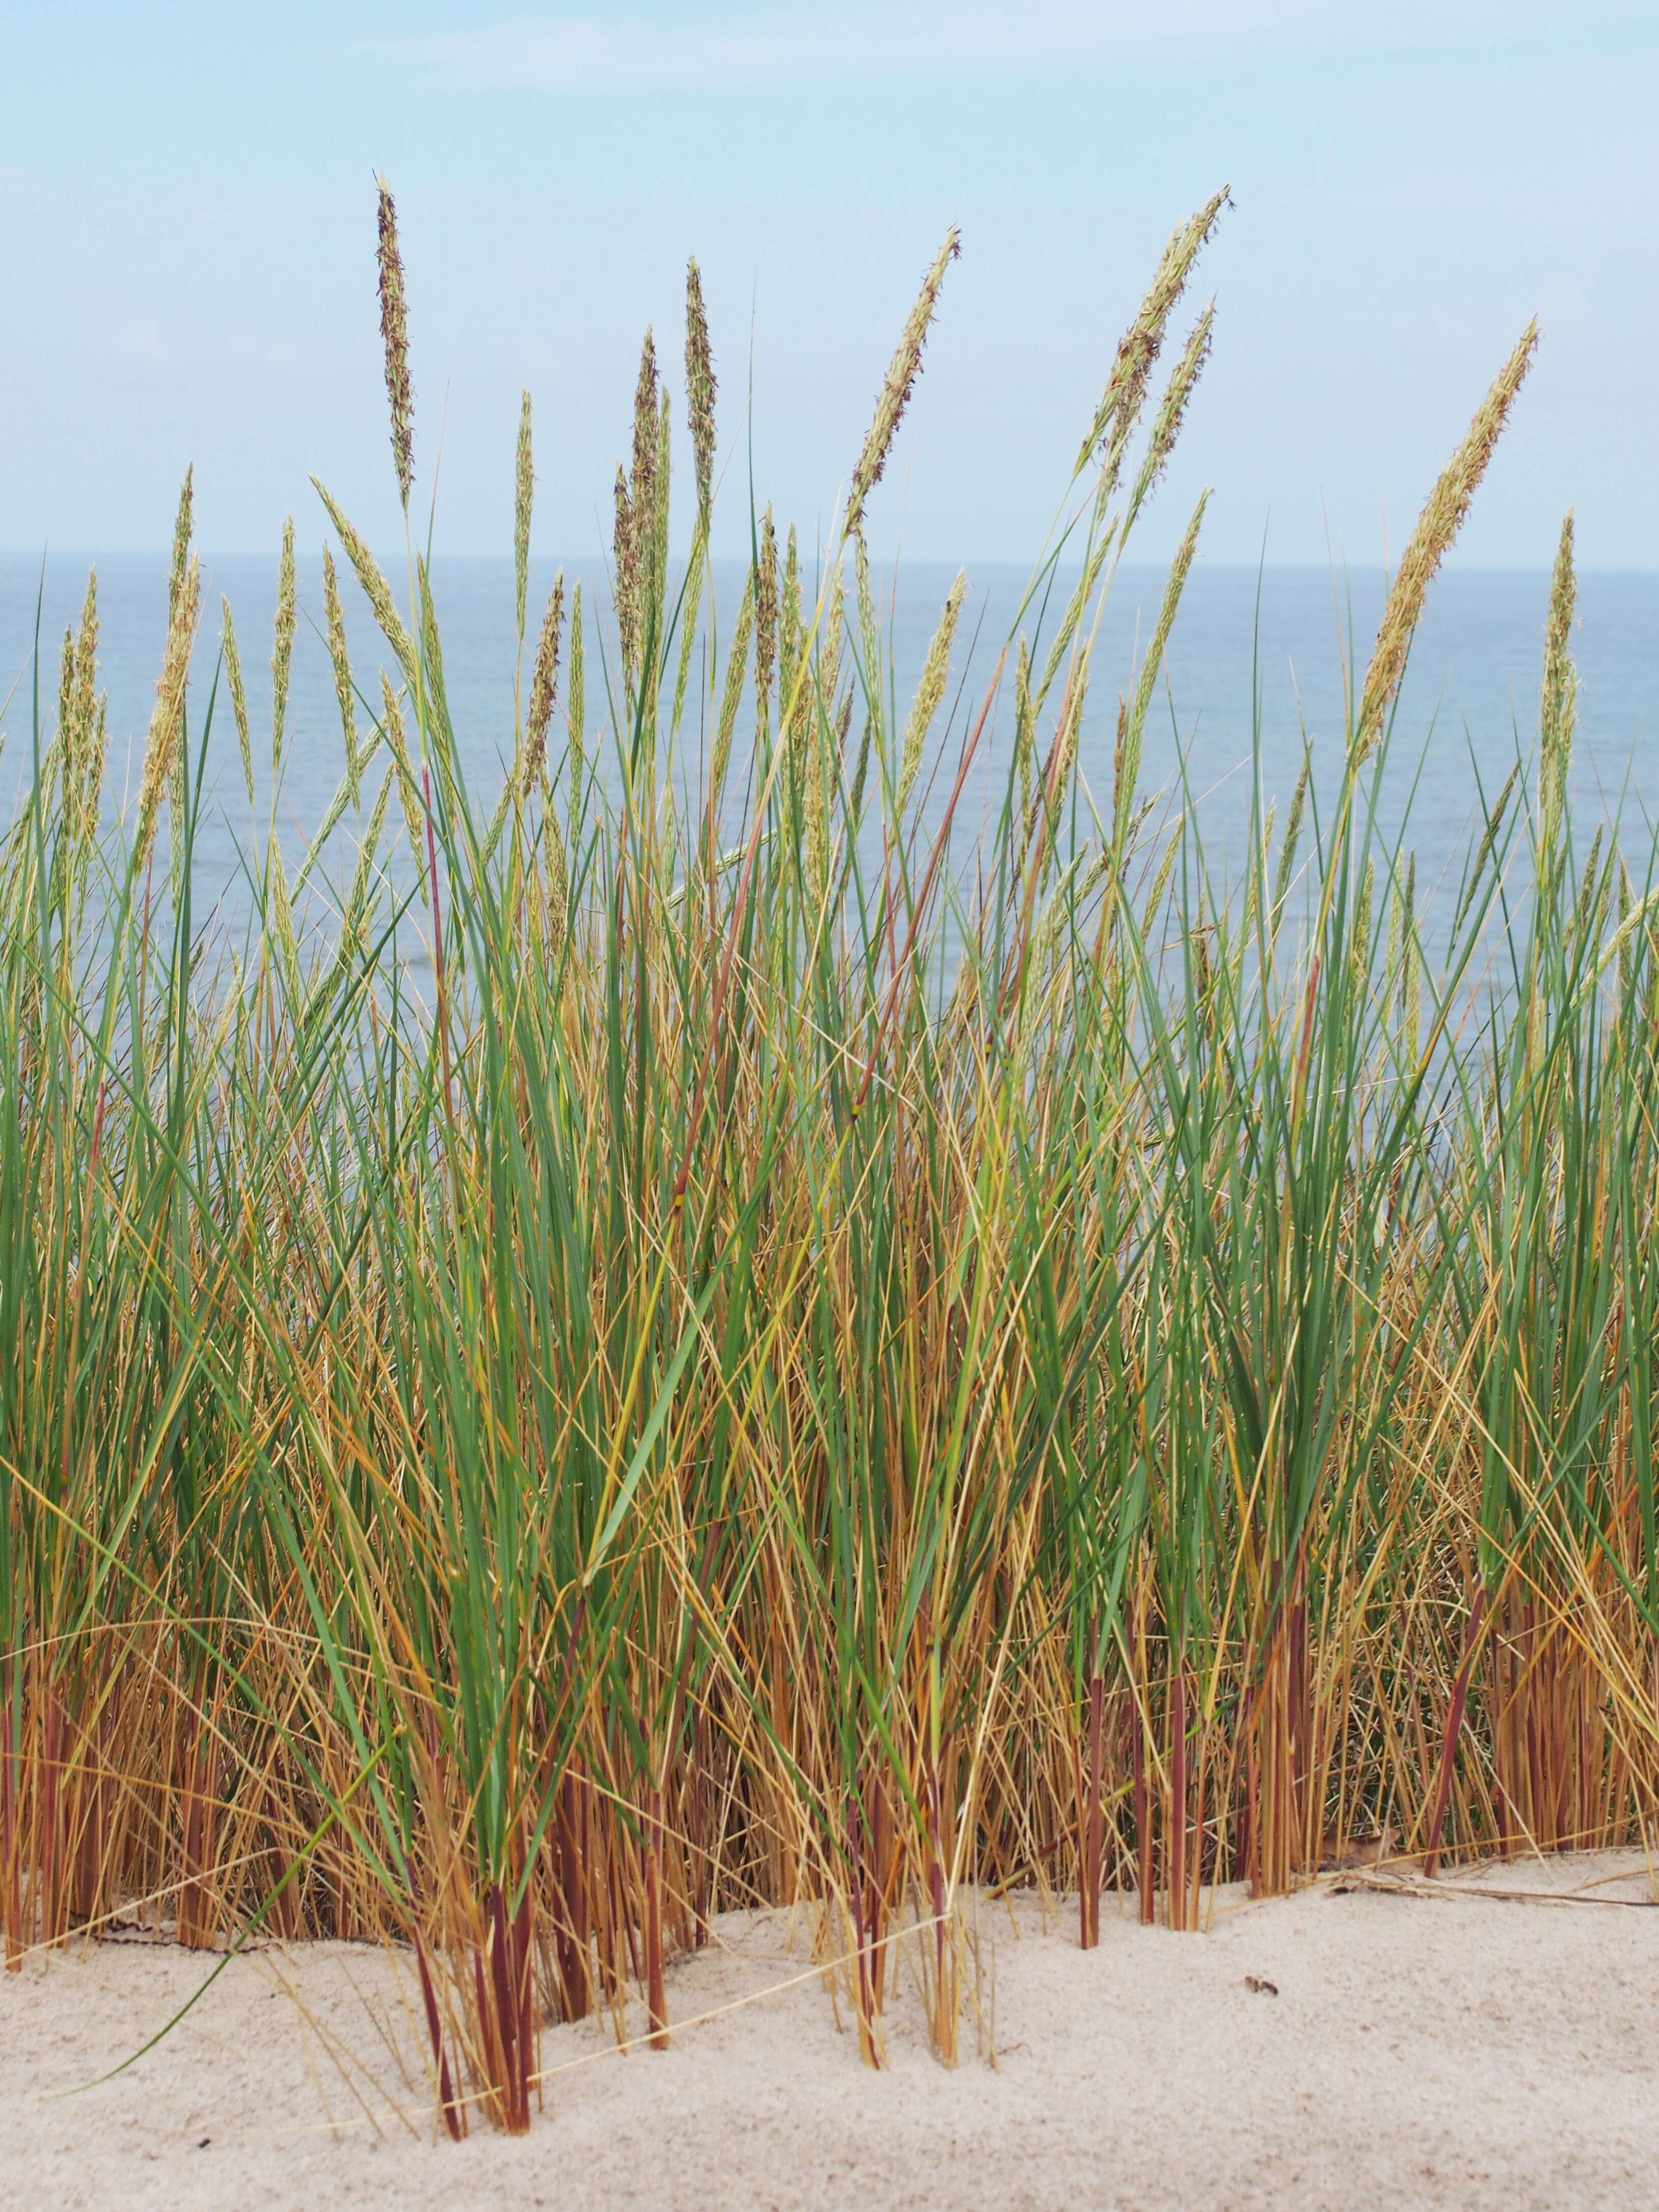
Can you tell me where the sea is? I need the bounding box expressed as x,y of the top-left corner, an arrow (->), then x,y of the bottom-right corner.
2,552 -> 1653,969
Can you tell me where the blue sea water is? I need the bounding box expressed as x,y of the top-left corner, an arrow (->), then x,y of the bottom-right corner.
1,549 -> 1653,962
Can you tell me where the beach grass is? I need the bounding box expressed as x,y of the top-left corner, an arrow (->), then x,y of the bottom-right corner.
2,184 -> 1656,2134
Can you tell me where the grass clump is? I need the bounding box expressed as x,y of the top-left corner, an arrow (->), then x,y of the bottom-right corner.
1,184 -> 1656,2134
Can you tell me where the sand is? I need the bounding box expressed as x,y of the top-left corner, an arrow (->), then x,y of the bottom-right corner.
3,1850 -> 1656,2212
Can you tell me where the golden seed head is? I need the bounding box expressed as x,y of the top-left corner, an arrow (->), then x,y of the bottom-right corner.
631,327 -> 660,499
684,257 -> 718,527
312,479 -> 419,691
542,813 -> 568,962
376,175 -> 415,510
897,569 -> 965,816
1539,510 -> 1577,842
380,668 -> 425,855
1013,632 -> 1035,822
614,463 -> 636,676
1272,755 -> 1311,927
271,516 -> 297,778
168,466 -> 195,617
616,330 -> 661,689
268,841 -> 302,996
567,579 -> 586,791
1356,319 -> 1538,760
1353,853 -> 1375,963
69,571 -> 104,839
323,544 -> 360,801
1036,532 -> 1112,713
1127,307 -> 1214,525
1120,490 -> 1208,841
221,595 -> 253,806
1077,186 -> 1229,482
1540,509 -> 1576,762
56,624 -> 75,768
846,227 -> 960,538
525,569 -> 565,787
1542,510 -> 1576,695
73,570 -> 99,721
780,526 -> 806,748
514,392 -> 534,649
135,553 -> 202,874
652,387 -> 672,622
816,560 -> 845,729
1036,644 -> 1090,834
416,555 -> 447,713
853,532 -> 884,756
712,572 -> 755,802
755,507 -> 779,719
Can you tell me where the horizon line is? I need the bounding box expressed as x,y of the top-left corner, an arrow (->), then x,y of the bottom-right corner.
5,548 -> 1657,578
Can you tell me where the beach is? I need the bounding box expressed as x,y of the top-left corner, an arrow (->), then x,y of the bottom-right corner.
5,1851 -> 1656,2212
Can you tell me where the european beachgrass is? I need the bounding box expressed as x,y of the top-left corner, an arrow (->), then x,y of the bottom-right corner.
3,182 -> 1657,2135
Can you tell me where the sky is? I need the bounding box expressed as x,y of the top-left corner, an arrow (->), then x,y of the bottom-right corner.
0,1 -> 1653,568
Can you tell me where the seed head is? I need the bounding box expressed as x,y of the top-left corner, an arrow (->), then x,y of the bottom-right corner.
380,669 -> 425,856
1120,490 -> 1208,842
1272,755 -> 1311,930
514,391 -> 534,649
543,814 -> 568,962
1356,320 -> 1538,761
616,330 -> 660,686
853,533 -> 884,761
818,561 -> 845,713
755,507 -> 779,721
1540,511 -> 1576,765
271,516 -> 296,778
685,258 -> 718,527
417,555 -> 447,714
654,387 -> 672,603
135,554 -> 201,874
1034,648 -> 1089,836
846,228 -> 960,538
525,569 -> 565,788
221,597 -> 253,807
168,467 -> 194,618
1012,634 -> 1034,825
1353,854 -> 1375,973
1539,510 -> 1577,844
1076,186 -> 1229,482
1126,307 -> 1214,527
268,842 -> 302,1000
56,625 -> 75,778
614,464 -> 636,678
376,175 -> 415,510
896,570 -> 965,817
712,573 -> 755,804
568,580 -> 586,796
312,479 -> 419,691
72,570 -> 100,768
323,545 -> 360,802
58,576 -> 101,820
631,327 -> 660,503
780,526 -> 806,751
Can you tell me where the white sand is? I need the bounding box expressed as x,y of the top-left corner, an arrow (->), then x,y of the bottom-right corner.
3,1850 -> 1657,2212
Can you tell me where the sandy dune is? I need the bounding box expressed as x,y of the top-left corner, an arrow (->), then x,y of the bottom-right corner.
3,1850 -> 1656,2212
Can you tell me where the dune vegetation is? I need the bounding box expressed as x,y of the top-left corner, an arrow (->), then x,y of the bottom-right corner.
2,183 -> 1656,2135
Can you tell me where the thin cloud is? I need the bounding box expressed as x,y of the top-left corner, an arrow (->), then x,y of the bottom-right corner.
378,4 -> 1651,95
227,331 -> 308,372
113,315 -> 168,366
384,13 -> 1063,93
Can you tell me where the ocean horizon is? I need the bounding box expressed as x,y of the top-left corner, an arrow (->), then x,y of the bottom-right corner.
5,552 -> 1654,955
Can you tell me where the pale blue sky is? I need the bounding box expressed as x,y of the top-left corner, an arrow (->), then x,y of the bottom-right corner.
1,2 -> 1653,565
